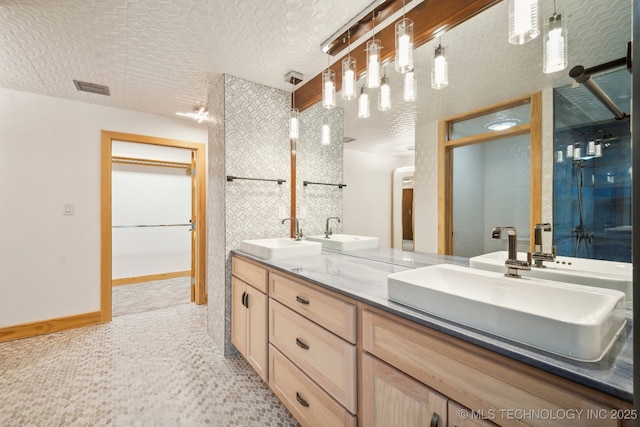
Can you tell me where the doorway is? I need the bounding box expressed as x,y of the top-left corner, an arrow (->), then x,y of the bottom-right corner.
438,93 -> 542,255
100,131 -> 207,323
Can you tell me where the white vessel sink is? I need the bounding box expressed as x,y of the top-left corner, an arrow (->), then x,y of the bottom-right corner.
387,264 -> 626,361
306,234 -> 379,251
469,251 -> 632,299
239,238 -> 321,260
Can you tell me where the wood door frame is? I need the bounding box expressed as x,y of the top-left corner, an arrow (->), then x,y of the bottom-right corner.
437,92 -> 542,255
100,130 -> 207,322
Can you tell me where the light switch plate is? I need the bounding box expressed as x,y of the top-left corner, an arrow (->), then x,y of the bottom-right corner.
63,203 -> 74,216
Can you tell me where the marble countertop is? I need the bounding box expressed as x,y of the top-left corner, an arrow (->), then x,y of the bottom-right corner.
231,248 -> 633,403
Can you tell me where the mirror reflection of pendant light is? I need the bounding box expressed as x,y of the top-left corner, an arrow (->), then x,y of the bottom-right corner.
431,42 -> 448,90
543,1 -> 567,74
395,1 -> 413,74
322,55 -> 336,109
342,30 -> 357,101
321,115 -> 331,146
366,11 -> 382,89
358,85 -> 370,118
378,72 -> 391,111
404,71 -> 416,101
286,71 -> 302,141
508,0 -> 540,45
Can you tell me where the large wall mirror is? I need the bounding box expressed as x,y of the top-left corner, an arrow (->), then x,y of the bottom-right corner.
295,0 -> 631,264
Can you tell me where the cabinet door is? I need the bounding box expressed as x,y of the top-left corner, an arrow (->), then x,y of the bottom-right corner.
246,284 -> 268,382
362,353 -> 447,427
231,277 -> 247,356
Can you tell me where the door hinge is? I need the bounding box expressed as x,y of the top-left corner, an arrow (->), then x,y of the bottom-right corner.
186,168 -> 195,176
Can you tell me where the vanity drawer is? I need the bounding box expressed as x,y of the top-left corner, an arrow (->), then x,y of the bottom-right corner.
362,309 -> 619,427
270,272 -> 356,343
269,299 -> 357,413
232,256 -> 268,293
269,345 -> 356,427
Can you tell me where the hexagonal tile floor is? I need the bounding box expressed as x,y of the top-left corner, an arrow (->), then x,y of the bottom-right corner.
0,281 -> 299,426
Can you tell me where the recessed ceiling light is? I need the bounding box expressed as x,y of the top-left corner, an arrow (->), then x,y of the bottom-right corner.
485,119 -> 520,131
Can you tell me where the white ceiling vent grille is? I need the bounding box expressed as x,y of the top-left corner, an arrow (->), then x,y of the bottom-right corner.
73,80 -> 110,96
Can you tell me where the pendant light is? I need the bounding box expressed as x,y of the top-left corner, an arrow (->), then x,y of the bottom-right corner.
322,55 -> 336,109
342,30 -> 357,101
358,85 -> 370,119
366,11 -> 382,89
543,0 -> 567,74
395,0 -> 414,74
321,115 -> 331,146
431,41 -> 448,90
289,105 -> 299,140
508,0 -> 540,45
378,71 -> 391,111
404,71 -> 416,101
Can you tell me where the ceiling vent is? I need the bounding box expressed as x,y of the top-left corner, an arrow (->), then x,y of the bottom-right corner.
73,80 -> 110,96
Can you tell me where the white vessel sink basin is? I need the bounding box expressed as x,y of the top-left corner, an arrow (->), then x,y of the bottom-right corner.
469,251 -> 632,299
387,264 -> 626,361
306,234 -> 379,251
239,238 -> 321,260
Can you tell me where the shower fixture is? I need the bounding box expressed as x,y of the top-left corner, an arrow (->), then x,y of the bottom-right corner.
568,42 -> 631,121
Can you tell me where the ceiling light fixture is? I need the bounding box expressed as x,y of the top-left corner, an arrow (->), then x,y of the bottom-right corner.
322,55 -> 336,109
176,106 -> 210,123
543,0 -> 567,74
366,11 -> 382,89
404,70 -> 416,101
395,0 -> 414,74
321,115 -> 331,146
378,71 -> 391,111
285,71 -> 303,140
485,119 -> 520,131
358,85 -> 370,119
342,30 -> 357,101
431,41 -> 448,90
508,0 -> 540,45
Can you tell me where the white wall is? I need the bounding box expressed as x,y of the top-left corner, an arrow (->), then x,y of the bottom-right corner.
343,149 -> 412,248
0,88 -> 207,328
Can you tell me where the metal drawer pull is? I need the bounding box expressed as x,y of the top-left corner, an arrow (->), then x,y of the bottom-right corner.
296,392 -> 310,407
241,292 -> 247,308
430,413 -> 439,427
295,296 -> 309,305
295,338 -> 309,350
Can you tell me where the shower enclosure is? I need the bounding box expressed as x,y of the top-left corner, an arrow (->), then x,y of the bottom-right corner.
553,69 -> 631,262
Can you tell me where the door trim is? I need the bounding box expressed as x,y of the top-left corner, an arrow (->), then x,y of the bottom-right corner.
437,92 -> 542,255
100,130 -> 207,323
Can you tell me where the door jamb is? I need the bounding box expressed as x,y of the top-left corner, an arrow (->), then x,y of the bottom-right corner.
100,130 -> 207,323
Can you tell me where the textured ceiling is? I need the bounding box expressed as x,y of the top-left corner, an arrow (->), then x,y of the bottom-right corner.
340,0 -> 631,156
0,0 -> 373,118
0,0 -> 631,157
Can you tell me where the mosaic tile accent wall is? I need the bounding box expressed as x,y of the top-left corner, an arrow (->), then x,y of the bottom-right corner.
223,75 -> 291,354
206,74 -> 227,352
297,103 -> 344,236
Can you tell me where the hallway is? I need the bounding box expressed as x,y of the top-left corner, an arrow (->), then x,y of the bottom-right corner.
0,281 -> 297,426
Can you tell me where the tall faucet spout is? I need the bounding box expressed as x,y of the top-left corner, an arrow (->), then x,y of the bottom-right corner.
491,226 -> 530,277
281,217 -> 302,240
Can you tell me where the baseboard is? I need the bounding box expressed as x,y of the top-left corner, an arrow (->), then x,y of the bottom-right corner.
0,311 -> 103,343
112,270 -> 191,286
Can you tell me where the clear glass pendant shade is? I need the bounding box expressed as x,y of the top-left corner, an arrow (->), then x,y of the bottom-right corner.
366,39 -> 382,88
378,75 -> 391,111
322,68 -> 336,109
289,108 -> 299,140
543,13 -> 567,74
431,45 -> 448,90
508,0 -> 540,45
358,86 -> 370,119
342,56 -> 357,100
395,18 -> 414,73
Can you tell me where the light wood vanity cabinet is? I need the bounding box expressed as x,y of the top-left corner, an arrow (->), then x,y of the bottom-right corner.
231,257 -> 268,382
230,255 -> 631,427
361,352 -> 448,427
268,271 -> 357,426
